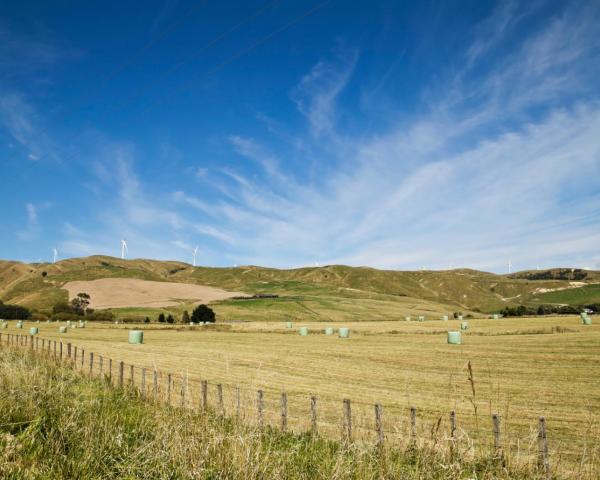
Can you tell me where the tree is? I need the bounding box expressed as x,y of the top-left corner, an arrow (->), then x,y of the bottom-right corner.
0,302 -> 31,320
166,314 -> 174,324
181,310 -> 190,324
53,302 -> 74,315
191,304 -> 216,324
158,313 -> 166,323
70,292 -> 91,315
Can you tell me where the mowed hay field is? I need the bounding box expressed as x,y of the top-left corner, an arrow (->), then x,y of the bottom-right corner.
7,315 -> 600,477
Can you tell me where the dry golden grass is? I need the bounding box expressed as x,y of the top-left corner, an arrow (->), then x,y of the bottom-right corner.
6,314 -> 599,478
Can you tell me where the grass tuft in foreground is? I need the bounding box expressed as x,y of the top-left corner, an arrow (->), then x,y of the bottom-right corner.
0,347 -> 551,479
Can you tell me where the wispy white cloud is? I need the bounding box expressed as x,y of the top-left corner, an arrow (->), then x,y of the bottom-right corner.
291,45 -> 359,137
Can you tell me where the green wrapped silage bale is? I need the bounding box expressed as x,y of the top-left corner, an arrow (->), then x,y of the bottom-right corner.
458,315 -> 463,321
583,317 -> 592,325
298,326 -> 309,336
71,325 -> 76,329
286,321 -> 293,329
492,314 -> 499,320
405,316 -> 411,322
580,313 -> 590,324
447,331 -> 461,344
442,315 -> 449,321
418,315 -> 425,322
46,320 -> 50,324
66,320 -> 71,327
128,330 -> 144,344
189,321 -> 195,326
460,321 -> 469,330
59,326 -> 67,333
338,327 -> 350,338
79,320 -> 85,328
324,327 -> 334,335
16,321 -> 23,329
1,323 -> 7,329
29,327 -> 38,335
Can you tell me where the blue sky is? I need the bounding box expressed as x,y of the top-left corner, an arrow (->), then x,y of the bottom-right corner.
1,0 -> 599,272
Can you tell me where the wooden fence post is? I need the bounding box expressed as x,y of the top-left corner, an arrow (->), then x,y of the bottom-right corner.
201,380 -> 208,410
118,361 -> 124,388
99,356 -> 103,376
53,340 -> 57,357
280,392 -> 288,431
236,386 -> 241,421
343,398 -> 352,443
167,373 -> 172,405
257,390 -> 264,428
537,416 -> 550,478
141,368 -> 146,399
450,410 -> 457,458
108,358 -> 113,383
73,345 -> 77,363
217,383 -> 224,416
492,414 -> 503,462
81,348 -> 85,367
311,396 -> 318,436
375,403 -> 384,446
59,341 -> 63,358
67,343 -> 71,358
410,406 -> 417,444
130,365 -> 134,386
153,370 -> 158,401
89,352 -> 94,375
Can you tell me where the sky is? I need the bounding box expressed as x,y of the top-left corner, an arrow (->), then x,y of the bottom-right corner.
1,0 -> 599,272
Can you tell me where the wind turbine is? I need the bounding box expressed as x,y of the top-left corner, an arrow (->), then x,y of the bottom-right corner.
507,258 -> 513,274
52,248 -> 58,264
192,246 -> 199,267
120,239 -> 128,259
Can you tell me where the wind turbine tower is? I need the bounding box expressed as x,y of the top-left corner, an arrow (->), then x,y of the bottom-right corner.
53,248 -> 58,264
192,246 -> 199,267
120,239 -> 128,259
507,258 -> 513,274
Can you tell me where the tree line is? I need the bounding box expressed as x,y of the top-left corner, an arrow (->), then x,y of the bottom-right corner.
499,303 -> 599,317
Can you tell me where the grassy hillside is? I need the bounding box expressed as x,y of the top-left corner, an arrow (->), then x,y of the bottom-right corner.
0,346 -> 553,479
1,256 -> 599,319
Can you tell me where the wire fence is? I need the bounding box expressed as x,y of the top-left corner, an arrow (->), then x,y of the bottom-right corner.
2,332 -> 599,479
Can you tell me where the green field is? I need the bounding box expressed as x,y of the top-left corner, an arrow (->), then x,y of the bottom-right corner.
5,314 -> 598,478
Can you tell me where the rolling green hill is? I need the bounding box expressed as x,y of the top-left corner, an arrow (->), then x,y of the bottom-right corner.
0,256 -> 598,320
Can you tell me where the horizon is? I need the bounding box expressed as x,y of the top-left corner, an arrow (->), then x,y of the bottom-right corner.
2,1 -> 599,273
2,253 -> 597,275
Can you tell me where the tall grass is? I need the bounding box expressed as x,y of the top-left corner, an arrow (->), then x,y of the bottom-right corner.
0,347 -> 552,479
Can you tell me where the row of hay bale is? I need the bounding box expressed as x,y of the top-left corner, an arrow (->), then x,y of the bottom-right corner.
404,314 -> 463,321
286,322 -> 350,338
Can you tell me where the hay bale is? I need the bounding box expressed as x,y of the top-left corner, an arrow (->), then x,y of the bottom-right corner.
128,330 -> 144,344
460,321 -> 469,330
324,327 -> 334,335
405,316 -> 411,322
29,327 -> 38,335
442,315 -> 449,321
447,331 -> 461,344
338,327 -> 350,338
298,327 -> 309,336
16,321 -> 23,329
418,315 -> 425,322
285,321 -> 293,329
59,326 -> 67,334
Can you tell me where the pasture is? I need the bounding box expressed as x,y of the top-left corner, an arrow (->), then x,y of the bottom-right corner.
4,314 -> 599,477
